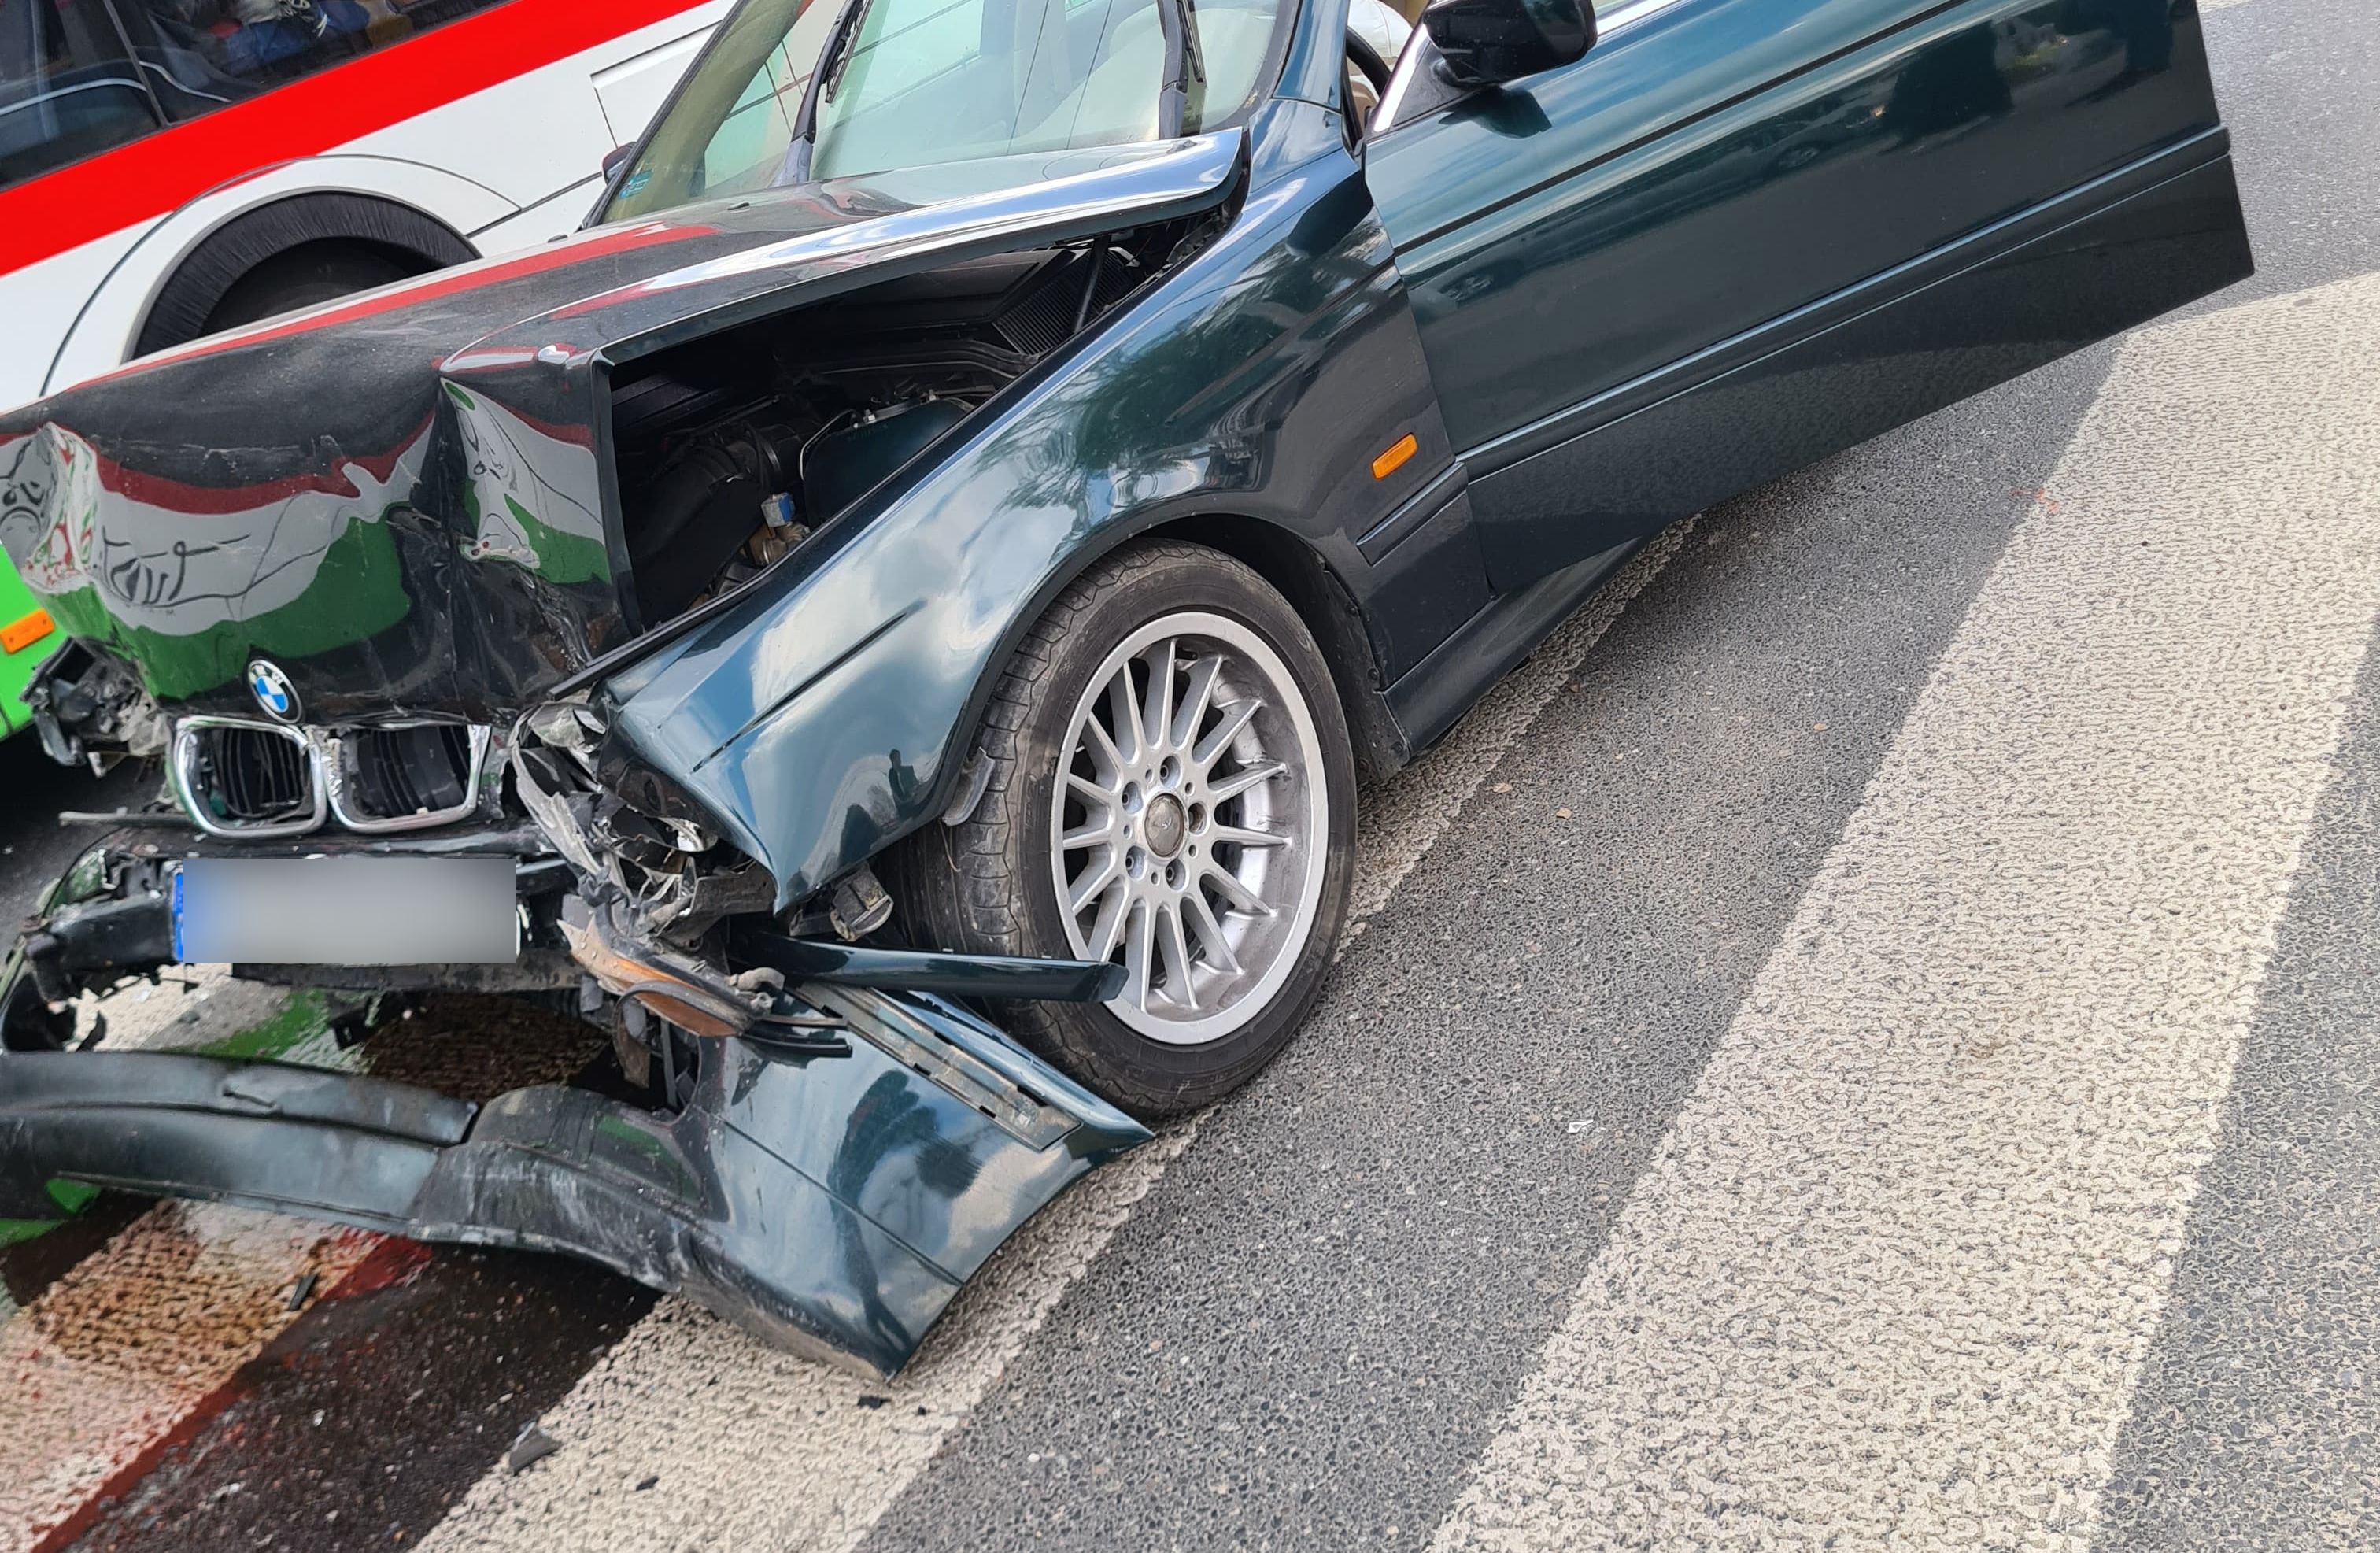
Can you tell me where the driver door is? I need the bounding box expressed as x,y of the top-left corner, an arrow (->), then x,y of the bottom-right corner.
1363,0 -> 2252,590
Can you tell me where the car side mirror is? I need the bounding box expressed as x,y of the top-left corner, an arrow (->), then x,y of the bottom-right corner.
603,145 -> 635,182
1421,0 -> 1595,88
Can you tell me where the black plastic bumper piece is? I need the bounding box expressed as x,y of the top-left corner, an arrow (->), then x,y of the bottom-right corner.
736,930 -> 1129,1003
0,986 -> 1149,1376
0,1055 -> 475,1222
21,892 -> 172,1002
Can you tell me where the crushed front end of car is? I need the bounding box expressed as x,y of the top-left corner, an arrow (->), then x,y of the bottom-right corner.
2,645 -> 1147,1376
0,658 -> 1150,1380
0,135 -> 1249,1374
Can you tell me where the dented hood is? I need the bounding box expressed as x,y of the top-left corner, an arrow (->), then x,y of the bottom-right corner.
0,135 -> 1243,723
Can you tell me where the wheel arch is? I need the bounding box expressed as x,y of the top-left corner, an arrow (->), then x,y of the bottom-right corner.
42,155 -> 515,394
934,508 -> 1408,834
130,191 -> 479,359
1132,512 -> 1407,786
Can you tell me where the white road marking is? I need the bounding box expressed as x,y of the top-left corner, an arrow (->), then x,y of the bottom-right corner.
1430,274 -> 2380,1553
416,531 -> 1691,1553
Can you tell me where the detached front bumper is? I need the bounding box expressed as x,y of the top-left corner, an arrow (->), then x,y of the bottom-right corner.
0,982 -> 1147,1376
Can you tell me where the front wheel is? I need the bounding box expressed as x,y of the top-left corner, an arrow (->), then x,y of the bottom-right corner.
886,541 -> 1355,1116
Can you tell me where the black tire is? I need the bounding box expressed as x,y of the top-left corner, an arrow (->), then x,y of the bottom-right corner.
135,194 -> 474,356
885,540 -> 1356,1117
200,242 -> 423,335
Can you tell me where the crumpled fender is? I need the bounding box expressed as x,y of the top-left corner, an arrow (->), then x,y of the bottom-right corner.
603,102 -> 1445,908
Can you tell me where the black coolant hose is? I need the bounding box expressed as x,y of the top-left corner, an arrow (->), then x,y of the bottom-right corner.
627,427 -> 796,621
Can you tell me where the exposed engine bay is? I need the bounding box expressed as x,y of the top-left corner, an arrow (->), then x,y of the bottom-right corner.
613,224 -> 1187,626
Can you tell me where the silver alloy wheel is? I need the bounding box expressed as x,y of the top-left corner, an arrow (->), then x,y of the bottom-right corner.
1048,610 -> 1329,1045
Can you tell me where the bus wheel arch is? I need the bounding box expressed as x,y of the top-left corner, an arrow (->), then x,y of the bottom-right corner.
134,193 -> 478,356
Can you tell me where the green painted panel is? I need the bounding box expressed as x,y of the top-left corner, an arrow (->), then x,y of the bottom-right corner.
0,546 -> 58,737
41,512 -> 412,702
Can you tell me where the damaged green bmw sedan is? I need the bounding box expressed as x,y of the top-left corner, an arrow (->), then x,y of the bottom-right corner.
0,0 -> 2251,1374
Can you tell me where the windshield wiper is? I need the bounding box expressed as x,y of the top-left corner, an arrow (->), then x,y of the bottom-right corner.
819,0 -> 876,103
1156,0 -> 1207,139
781,0 -> 876,187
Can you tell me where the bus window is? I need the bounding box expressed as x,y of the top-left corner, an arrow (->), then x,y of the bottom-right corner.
110,0 -> 509,118
0,0 -> 162,190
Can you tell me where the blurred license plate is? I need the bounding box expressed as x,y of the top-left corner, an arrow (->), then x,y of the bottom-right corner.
172,857 -> 519,965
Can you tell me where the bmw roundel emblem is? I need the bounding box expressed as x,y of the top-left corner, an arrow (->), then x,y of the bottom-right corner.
247,659 -> 301,724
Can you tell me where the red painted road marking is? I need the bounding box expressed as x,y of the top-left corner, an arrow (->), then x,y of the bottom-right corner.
0,1204 -> 390,1553
17,1238 -> 428,1553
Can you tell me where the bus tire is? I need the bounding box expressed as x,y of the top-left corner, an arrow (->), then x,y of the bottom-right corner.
135,194 -> 475,357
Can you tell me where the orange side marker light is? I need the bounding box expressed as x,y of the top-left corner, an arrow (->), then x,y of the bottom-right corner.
2,608 -> 54,655
1371,433 -> 1418,481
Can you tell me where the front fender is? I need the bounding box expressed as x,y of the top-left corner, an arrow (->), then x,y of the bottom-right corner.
604,109 -> 1446,909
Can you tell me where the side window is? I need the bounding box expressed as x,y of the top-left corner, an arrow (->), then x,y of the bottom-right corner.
110,0 -> 512,124
0,0 -> 162,190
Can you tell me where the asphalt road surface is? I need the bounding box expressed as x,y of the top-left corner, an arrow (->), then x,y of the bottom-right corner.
3,2 -> 2374,1548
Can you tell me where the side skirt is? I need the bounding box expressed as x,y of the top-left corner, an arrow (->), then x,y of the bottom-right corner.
1383,534 -> 1643,758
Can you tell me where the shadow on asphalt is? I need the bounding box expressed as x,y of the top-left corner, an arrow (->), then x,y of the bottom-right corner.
0,737 -> 149,930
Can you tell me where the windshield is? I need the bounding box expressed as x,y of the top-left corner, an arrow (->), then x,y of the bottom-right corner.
604,0 -> 1288,222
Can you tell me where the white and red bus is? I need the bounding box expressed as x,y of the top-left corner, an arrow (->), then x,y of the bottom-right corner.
0,0 -> 731,412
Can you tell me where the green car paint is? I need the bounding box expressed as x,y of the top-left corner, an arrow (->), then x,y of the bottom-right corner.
39,517 -> 416,704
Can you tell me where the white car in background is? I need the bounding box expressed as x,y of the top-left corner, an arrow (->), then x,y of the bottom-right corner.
0,0 -> 733,410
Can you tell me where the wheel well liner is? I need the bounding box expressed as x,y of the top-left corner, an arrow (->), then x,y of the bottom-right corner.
135,193 -> 476,357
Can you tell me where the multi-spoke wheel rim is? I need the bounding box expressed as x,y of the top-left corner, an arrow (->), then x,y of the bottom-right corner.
1048,610 -> 1328,1045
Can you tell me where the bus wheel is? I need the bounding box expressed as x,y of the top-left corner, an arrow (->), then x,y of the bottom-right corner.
136,193 -> 474,357
201,243 -> 423,334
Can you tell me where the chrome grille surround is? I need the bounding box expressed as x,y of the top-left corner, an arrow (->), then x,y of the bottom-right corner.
168,717 -> 326,839
168,717 -> 496,838
322,723 -> 497,834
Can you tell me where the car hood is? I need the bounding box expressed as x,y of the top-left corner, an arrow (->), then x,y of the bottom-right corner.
0,135 -> 1243,723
